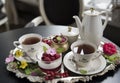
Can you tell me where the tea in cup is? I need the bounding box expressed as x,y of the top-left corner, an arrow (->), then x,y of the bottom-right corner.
71,40 -> 98,67
13,33 -> 42,57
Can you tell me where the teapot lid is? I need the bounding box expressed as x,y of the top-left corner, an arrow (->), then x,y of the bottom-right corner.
84,8 -> 100,16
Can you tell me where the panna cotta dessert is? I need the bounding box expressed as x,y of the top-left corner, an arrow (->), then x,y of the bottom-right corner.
37,47 -> 62,72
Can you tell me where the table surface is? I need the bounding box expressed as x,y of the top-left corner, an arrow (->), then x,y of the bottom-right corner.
0,25 -> 120,83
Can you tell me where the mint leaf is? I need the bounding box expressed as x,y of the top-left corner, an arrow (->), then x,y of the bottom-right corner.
43,46 -> 47,52
56,47 -> 64,53
57,36 -> 62,41
108,55 -> 117,62
24,68 -> 31,75
104,54 -> 118,61
30,68 -> 45,76
80,69 -> 87,74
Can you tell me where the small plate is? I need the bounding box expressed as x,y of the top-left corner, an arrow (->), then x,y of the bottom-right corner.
63,51 -> 106,75
13,42 -> 50,62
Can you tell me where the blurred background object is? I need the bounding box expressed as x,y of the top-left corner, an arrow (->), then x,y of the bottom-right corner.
111,0 -> 120,27
103,0 -> 120,47
0,0 -> 120,47
4,0 -> 113,29
25,0 -> 84,28
85,0 -> 112,10
0,0 -> 9,32
5,0 -> 39,29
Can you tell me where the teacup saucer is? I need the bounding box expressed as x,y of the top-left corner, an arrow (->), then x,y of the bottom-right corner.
63,51 -> 106,75
13,42 -> 50,62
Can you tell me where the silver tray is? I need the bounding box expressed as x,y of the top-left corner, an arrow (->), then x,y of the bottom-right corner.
6,41 -> 120,83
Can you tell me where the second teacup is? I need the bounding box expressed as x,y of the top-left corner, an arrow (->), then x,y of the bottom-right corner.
71,40 -> 98,67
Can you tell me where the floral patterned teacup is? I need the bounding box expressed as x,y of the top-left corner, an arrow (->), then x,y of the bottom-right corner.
71,40 -> 99,67
13,33 -> 42,57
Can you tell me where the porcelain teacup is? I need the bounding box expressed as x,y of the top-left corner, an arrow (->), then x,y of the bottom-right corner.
13,33 -> 42,57
71,40 -> 100,67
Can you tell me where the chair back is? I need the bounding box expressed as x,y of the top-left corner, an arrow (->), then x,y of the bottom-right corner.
39,0 -> 84,25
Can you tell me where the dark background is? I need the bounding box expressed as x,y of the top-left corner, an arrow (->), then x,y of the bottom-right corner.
0,1 -> 120,47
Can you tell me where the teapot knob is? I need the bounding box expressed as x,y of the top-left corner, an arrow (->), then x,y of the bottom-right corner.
90,8 -> 95,13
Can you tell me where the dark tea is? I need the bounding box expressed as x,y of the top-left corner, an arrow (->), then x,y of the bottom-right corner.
22,37 -> 40,45
74,44 -> 95,54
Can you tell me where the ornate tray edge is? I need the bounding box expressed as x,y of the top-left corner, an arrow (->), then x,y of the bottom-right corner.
7,62 -> 116,83
7,64 -> 44,83
55,64 -> 116,83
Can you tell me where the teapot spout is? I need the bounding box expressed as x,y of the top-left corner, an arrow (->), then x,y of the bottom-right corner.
73,16 -> 82,30
73,16 -> 84,40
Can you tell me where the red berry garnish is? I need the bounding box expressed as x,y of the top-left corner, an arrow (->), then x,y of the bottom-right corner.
43,53 -> 48,57
42,47 -> 61,62
59,71 -> 69,77
53,35 -> 67,43
54,54 -> 60,59
45,76 -> 49,80
44,70 -> 69,80
42,38 -> 52,46
44,71 -> 56,80
61,37 -> 66,43
50,56 -> 56,61
42,56 -> 51,64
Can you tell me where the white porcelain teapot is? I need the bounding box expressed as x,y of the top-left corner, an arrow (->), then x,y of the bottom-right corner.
73,8 -> 108,47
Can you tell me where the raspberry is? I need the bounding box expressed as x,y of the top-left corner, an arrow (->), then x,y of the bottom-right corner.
43,53 -> 51,58
41,48 -> 61,63
54,54 -> 60,59
50,56 -> 56,61
61,37 -> 66,43
103,43 -> 117,55
44,70 -> 69,80
41,56 -> 45,60
42,56 -> 51,64
59,71 -> 69,77
43,53 -> 48,56
47,39 -> 52,46
42,38 -> 52,46
53,35 -> 67,43
45,71 -> 56,80
45,76 -> 49,80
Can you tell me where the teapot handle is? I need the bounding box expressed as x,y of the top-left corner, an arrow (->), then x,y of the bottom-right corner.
101,11 -> 109,30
